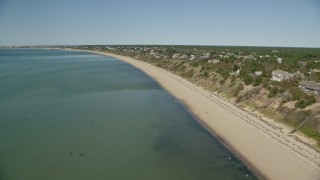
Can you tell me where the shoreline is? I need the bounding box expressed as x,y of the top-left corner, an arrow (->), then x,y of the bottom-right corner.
69,49 -> 320,179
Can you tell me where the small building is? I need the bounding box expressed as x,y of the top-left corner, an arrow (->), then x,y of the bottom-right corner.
298,61 -> 307,66
293,71 -> 305,79
250,71 -> 262,78
230,69 -> 240,76
155,54 -> 162,60
150,51 -> 157,57
208,59 -> 220,64
172,54 -> 180,59
244,55 -> 256,60
180,54 -> 188,60
311,69 -> 320,73
271,70 -> 293,82
277,58 -> 283,64
200,53 -> 210,60
308,69 -> 320,75
189,55 -> 196,60
299,81 -> 320,96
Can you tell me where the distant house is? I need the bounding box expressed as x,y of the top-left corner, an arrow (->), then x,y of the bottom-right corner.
180,54 -> 188,60
244,55 -> 256,60
308,69 -> 320,75
172,54 -> 180,59
277,58 -> 283,64
299,81 -> 320,96
150,51 -> 157,57
230,69 -> 240,76
189,55 -> 196,61
200,53 -> 210,60
298,61 -> 307,66
293,71 -> 305,79
271,70 -> 293,82
208,59 -> 220,64
311,69 -> 320,73
155,54 -> 162,60
250,71 -> 263,78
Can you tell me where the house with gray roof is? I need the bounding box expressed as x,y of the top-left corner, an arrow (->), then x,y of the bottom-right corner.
299,81 -> 320,96
271,70 -> 293,82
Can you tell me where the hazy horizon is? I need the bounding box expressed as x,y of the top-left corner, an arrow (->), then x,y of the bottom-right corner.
1,44 -> 320,49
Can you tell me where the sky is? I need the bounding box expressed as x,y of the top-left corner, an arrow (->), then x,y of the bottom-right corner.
0,0 -> 319,47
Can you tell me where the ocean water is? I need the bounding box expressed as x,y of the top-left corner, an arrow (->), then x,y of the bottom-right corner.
0,48 -> 256,180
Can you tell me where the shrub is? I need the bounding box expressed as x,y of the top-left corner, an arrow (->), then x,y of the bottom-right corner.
300,126 -> 320,146
230,75 -> 236,83
243,75 -> 253,85
219,79 -> 226,85
253,76 -> 262,86
216,68 -> 230,79
190,61 -> 200,67
181,69 -> 194,78
201,71 -> 209,78
289,87 -> 303,101
233,84 -> 244,97
295,95 -> 316,109
268,87 -> 278,98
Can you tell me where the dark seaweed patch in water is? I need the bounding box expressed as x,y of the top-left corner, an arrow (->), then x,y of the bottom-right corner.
153,128 -> 186,157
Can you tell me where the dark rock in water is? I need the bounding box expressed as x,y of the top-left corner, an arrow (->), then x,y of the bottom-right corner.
69,152 -> 73,155
80,153 -> 84,156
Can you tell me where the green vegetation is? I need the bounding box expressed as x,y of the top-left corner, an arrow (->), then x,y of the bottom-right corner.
289,87 -> 316,109
300,125 -> 320,146
232,83 -> 244,96
219,79 -> 226,85
296,95 -> 316,109
181,69 -> 194,78
268,86 -> 279,98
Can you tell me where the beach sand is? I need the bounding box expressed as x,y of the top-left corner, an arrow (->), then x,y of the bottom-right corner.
78,50 -> 320,180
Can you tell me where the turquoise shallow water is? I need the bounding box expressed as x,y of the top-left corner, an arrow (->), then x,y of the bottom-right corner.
0,48 -> 256,180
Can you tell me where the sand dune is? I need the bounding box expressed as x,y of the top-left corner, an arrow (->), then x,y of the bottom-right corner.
82,50 -> 320,180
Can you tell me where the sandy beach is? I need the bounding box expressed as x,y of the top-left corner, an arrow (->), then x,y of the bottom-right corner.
79,50 -> 320,180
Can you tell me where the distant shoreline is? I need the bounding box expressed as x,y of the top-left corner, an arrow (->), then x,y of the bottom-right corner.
64,48 -> 320,180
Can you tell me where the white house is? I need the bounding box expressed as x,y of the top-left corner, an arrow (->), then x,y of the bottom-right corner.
255,71 -> 263,76
244,55 -> 256,60
277,58 -> 283,64
250,71 -> 262,78
180,54 -> 188,60
271,70 -> 293,82
189,55 -> 196,60
208,59 -> 220,64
